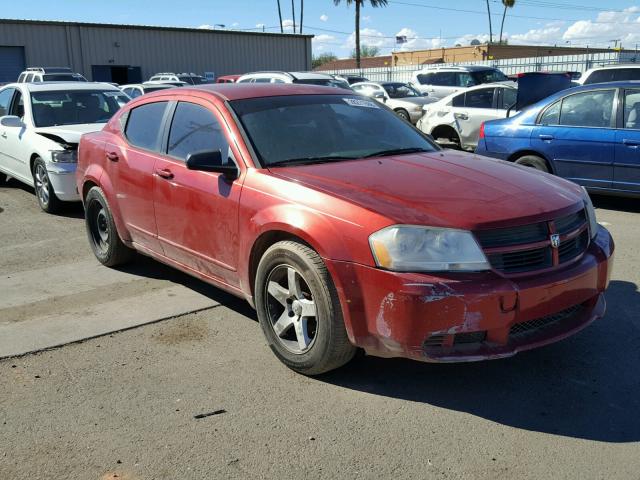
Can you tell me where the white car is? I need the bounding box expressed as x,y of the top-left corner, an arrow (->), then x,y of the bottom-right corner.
351,81 -> 436,123
409,66 -> 511,100
120,83 -> 174,100
237,71 -> 347,88
0,82 -> 129,212
17,67 -> 87,83
417,83 -> 517,151
577,64 -> 640,85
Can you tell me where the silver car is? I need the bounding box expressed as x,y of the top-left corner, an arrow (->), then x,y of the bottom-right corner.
351,81 -> 436,123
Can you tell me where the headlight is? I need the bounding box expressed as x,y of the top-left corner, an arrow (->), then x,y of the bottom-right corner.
51,150 -> 77,163
582,187 -> 598,239
369,225 -> 490,272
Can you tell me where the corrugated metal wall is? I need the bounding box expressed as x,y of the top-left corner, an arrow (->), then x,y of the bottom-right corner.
0,20 -> 312,81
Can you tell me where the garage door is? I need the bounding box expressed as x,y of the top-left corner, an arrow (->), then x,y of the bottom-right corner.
0,46 -> 26,83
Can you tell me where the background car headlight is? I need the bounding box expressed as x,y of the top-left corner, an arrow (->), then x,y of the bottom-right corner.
51,150 -> 77,163
582,187 -> 598,239
369,225 -> 490,272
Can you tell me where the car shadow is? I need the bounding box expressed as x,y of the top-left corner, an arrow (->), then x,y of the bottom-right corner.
591,193 -> 640,213
0,177 -> 85,218
316,280 -> 640,443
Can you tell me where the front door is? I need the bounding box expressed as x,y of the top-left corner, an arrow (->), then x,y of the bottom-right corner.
613,88 -> 640,193
453,87 -> 504,149
108,100 -> 170,252
153,99 -> 243,286
531,88 -> 617,189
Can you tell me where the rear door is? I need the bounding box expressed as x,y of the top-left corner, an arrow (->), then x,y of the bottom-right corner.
531,88 -> 616,189
613,88 -> 640,192
430,72 -> 459,100
106,100 -> 170,252
454,87 -> 503,148
153,99 -> 243,286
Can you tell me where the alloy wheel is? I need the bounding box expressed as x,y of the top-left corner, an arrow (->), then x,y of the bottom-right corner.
34,164 -> 50,207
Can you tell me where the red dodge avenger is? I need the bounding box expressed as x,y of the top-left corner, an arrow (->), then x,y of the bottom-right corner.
77,84 -> 614,375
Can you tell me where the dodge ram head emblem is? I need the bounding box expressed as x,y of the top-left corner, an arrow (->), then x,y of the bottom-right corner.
550,234 -> 561,248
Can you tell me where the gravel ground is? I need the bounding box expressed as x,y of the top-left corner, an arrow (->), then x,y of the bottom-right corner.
1,181 -> 639,479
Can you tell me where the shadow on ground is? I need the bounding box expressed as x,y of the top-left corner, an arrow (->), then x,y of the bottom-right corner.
317,280 -> 640,443
0,178 -> 85,218
591,193 -> 640,214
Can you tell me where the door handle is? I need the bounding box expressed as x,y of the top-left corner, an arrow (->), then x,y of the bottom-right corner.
454,112 -> 469,121
622,139 -> 640,148
106,151 -> 119,162
539,134 -> 554,141
0,132 -> 6,139
155,168 -> 174,180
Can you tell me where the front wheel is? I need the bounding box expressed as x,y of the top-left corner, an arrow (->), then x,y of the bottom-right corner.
255,241 -> 356,375
32,158 -> 61,213
394,108 -> 411,122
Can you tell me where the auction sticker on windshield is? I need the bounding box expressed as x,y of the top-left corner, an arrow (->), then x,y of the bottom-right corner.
344,98 -> 379,108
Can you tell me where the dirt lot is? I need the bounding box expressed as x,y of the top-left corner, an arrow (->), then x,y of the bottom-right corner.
1,180 -> 639,479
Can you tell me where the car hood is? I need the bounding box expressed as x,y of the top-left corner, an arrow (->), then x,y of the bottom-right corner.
35,124 -> 106,145
269,151 -> 584,230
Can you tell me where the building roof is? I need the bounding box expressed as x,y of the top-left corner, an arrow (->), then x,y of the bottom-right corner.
315,56 -> 393,71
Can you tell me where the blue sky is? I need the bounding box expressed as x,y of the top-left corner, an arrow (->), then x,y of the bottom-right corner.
5,1 -> 640,57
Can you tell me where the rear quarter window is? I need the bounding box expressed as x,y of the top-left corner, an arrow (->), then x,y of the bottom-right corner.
124,102 -> 168,151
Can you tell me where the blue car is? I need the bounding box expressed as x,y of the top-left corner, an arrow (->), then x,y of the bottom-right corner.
476,81 -> 640,196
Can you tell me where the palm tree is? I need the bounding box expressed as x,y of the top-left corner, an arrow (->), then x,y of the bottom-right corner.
333,0 -> 388,69
291,0 -> 296,33
277,0 -> 283,33
485,0 -> 493,44
499,0 -> 515,44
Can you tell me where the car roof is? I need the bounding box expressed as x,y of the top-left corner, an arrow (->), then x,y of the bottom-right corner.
144,84 -> 353,102
585,64 -> 640,71
6,82 -> 120,91
417,65 -> 500,73
242,71 -> 333,80
570,80 -> 640,90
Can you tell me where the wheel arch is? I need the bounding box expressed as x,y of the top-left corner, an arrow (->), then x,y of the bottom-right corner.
507,150 -> 555,174
430,124 -> 460,143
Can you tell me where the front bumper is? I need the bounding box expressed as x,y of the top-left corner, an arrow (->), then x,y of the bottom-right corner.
47,161 -> 80,202
327,225 -> 614,363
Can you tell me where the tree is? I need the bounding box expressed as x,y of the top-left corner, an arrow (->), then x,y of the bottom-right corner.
485,0 -> 493,44
312,52 -> 338,69
350,44 -> 380,58
277,0 -> 283,33
333,0 -> 388,69
291,0 -> 296,33
499,0 -> 515,44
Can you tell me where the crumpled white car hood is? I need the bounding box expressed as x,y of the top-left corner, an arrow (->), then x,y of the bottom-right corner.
35,123 -> 106,144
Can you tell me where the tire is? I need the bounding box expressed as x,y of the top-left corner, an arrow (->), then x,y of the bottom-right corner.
394,108 -> 411,122
255,240 -> 356,375
84,186 -> 134,267
32,158 -> 62,213
515,155 -> 549,173
0,171 -> 6,184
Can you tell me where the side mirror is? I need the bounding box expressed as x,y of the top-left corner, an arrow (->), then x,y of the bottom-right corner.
186,150 -> 238,180
372,91 -> 385,100
0,115 -> 24,128
422,92 -> 429,97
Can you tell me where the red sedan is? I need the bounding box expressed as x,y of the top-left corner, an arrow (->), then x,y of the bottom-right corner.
76,84 -> 614,375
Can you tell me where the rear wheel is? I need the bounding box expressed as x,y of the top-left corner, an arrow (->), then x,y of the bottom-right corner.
32,158 -> 62,213
394,108 -> 411,122
515,155 -> 549,173
84,186 -> 134,267
255,240 -> 356,375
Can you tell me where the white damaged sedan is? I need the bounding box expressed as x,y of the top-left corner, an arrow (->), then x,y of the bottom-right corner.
0,82 -> 128,212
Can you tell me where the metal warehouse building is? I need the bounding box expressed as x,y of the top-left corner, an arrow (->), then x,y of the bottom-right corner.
0,18 -> 312,84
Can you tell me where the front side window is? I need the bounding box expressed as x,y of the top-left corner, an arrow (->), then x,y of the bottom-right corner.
167,102 -> 230,161
231,94 -> 438,167
470,69 -> 509,84
18,73 -> 26,83
382,83 -> 420,98
559,90 -> 616,128
25,74 -> 34,83
0,88 -> 15,116
30,90 -> 127,127
624,89 -> 640,129
502,88 -> 517,110
456,72 -> 475,87
124,101 -> 168,151
464,88 -> 495,109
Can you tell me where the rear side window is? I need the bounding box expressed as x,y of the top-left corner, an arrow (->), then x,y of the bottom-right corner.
431,72 -> 456,86
558,90 -> 615,128
464,88 -> 495,109
416,73 -> 432,85
584,70 -> 615,85
17,73 -> 26,83
613,68 -> 640,81
624,89 -> 640,129
502,88 -> 517,110
125,102 -> 168,151
167,102 -> 230,161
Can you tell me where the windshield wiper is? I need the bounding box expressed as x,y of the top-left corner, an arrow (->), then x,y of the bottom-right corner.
362,147 -> 431,158
269,155 -> 359,167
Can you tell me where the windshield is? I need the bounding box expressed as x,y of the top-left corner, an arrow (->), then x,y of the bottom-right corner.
30,90 -> 127,127
471,69 -> 509,84
382,83 -> 421,98
42,74 -> 83,82
230,94 -> 437,167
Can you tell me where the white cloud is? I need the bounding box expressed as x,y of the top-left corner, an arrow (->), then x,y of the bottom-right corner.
197,24 -> 214,29
320,14 -> 328,22
563,7 -> 640,46
394,27 -> 443,51
362,15 -> 371,23
231,22 -> 239,27
313,34 -> 337,53
453,33 -> 490,47
344,28 -> 387,50
255,23 -> 266,29
510,25 -> 564,45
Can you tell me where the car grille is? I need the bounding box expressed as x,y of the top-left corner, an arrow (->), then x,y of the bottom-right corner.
509,303 -> 584,340
476,209 -> 589,275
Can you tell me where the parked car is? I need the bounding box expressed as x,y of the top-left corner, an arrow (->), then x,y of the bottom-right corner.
120,83 -> 175,99
410,66 -> 511,100
237,71 -> 347,88
351,81 -> 435,123
17,67 -> 87,83
0,82 -> 128,212
149,72 -> 206,85
577,64 -> 640,85
216,75 -> 241,84
417,83 -> 517,149
344,75 -> 368,85
76,83 -> 613,375
476,81 -> 640,196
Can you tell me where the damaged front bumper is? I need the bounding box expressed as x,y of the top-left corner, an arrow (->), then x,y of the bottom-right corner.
327,225 -> 614,363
